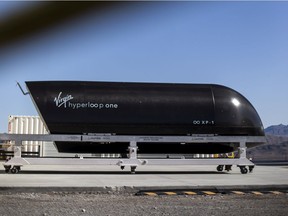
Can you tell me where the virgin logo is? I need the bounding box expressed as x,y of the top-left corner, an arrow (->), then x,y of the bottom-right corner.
54,92 -> 74,108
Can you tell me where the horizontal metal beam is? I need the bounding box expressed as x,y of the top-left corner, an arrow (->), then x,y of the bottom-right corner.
4,157 -> 254,167
0,134 -> 81,142
0,133 -> 266,144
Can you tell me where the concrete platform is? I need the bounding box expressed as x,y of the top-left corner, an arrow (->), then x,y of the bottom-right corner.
1,163 -> 287,193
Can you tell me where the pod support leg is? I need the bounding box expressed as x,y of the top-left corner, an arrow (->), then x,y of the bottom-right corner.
236,141 -> 255,174
128,141 -> 138,174
3,140 -> 25,174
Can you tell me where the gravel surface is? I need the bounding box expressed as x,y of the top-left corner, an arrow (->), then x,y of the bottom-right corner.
0,193 -> 287,216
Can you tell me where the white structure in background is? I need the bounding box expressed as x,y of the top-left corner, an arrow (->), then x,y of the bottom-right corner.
7,115 -> 84,157
8,115 -> 48,156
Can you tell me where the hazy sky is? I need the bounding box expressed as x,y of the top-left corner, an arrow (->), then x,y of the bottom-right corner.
0,1 -> 287,132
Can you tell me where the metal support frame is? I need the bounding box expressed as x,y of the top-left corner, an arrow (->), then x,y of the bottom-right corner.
0,133 -> 266,174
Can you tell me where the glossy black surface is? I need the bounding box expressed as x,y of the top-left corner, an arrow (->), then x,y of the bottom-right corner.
26,81 -> 264,154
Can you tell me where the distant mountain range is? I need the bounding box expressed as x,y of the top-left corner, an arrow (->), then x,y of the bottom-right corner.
265,124 -> 288,136
247,124 -> 288,163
